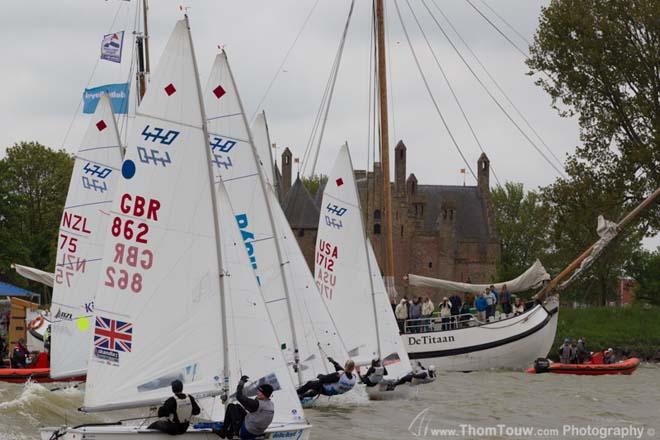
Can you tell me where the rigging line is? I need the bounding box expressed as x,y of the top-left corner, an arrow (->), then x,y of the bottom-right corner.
432,2 -> 565,173
393,0 -> 477,181
119,0 -> 140,145
406,0 -> 501,186
301,50 -> 338,171
464,0 -> 528,58
308,0 -> 357,177
480,0 -> 532,47
423,0 -> 567,178
249,0 -> 321,123
60,2 -> 127,151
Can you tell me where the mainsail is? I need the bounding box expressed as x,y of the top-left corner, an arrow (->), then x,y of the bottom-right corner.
316,144 -> 411,379
203,52 -> 347,384
50,93 -> 123,379
82,20 -> 304,427
408,259 -> 550,294
251,111 -> 276,188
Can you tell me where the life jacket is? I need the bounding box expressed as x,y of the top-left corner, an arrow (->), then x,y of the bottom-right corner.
323,371 -> 356,395
367,366 -> 385,384
170,395 -> 194,424
244,399 -> 275,435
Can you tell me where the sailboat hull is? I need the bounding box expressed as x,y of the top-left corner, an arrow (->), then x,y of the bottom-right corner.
364,383 -> 412,400
41,424 -> 311,440
403,301 -> 558,371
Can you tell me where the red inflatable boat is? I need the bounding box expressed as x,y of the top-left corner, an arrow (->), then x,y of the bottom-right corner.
528,352 -> 640,375
0,352 -> 85,383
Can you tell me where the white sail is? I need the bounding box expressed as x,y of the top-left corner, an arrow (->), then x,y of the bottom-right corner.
251,112 -> 276,188
316,144 -> 411,379
83,19 -> 225,411
82,20 -> 304,427
204,52 -> 346,384
50,93 -> 122,379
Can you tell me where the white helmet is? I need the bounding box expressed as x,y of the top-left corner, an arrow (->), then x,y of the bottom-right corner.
428,365 -> 436,371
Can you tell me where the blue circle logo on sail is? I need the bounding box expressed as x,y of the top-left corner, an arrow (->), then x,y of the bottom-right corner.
122,159 -> 136,179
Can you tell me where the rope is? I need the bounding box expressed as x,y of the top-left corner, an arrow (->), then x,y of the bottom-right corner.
405,0 -> 501,186
423,0 -> 567,178
249,0 -> 321,122
394,0 -> 477,181
304,0 -> 356,177
464,0 -> 528,58
435,1 -> 565,173
60,2 -> 128,151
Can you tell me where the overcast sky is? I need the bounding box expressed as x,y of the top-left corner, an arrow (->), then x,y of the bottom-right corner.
1,0 -> 656,248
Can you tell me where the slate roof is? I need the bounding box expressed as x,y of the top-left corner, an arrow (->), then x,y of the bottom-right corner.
415,185 -> 491,241
282,177 -> 320,229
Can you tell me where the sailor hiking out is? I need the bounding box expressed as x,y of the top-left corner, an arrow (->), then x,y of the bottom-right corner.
148,380 -> 201,435
296,357 -> 356,399
215,375 -> 275,439
360,357 -> 388,387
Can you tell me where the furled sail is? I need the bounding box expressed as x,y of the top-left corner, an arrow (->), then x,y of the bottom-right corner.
316,144 -> 411,379
11,264 -> 54,288
408,259 -> 550,294
50,93 -> 123,379
203,52 -> 347,384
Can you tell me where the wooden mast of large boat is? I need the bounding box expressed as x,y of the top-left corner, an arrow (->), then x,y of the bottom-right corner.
136,0 -> 151,103
375,0 -> 396,298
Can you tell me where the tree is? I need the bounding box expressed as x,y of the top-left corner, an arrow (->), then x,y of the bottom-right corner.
527,0 -> 659,233
491,182 -> 551,282
0,142 -> 74,299
301,174 -> 327,199
541,156 -> 643,305
625,247 -> 660,305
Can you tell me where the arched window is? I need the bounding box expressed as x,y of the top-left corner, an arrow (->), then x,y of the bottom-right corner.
374,209 -> 381,220
374,224 -> 381,234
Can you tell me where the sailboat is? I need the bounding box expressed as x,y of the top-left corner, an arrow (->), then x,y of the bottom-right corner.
0,95 -> 121,384
41,17 -> 311,439
49,93 -> 123,381
316,144 -> 414,400
203,52 -> 349,390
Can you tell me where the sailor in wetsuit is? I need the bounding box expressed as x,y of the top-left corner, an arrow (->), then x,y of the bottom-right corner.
148,380 -> 201,435
360,357 -> 388,387
394,362 -> 436,387
296,357 -> 356,399
214,375 -> 275,439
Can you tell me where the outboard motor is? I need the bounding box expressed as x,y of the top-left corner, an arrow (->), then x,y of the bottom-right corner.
533,357 -> 551,373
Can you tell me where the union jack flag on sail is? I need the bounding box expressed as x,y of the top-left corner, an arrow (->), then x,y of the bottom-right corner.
94,316 -> 133,353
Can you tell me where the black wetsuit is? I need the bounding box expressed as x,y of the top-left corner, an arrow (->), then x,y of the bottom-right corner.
148,393 -> 200,435
360,365 -> 388,387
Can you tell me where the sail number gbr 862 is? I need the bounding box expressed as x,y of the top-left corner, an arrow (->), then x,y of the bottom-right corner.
105,193 -> 161,293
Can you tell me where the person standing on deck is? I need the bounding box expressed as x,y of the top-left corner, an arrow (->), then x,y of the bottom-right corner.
408,298 -> 423,332
500,285 -> 512,316
395,298 -> 408,333
421,295 -> 435,331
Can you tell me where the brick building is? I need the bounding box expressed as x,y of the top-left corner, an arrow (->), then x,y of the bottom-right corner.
277,141 -> 500,300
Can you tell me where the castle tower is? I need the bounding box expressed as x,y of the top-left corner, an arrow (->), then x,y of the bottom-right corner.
395,140 -> 406,194
282,147 -> 292,197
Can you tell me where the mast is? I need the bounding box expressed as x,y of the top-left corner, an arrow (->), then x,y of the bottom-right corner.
136,0 -> 151,104
535,187 -> 660,301
224,56 -> 305,386
184,15 -> 231,399
375,0 -> 396,297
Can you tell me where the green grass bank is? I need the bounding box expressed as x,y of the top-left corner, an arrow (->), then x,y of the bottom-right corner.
552,305 -> 660,361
